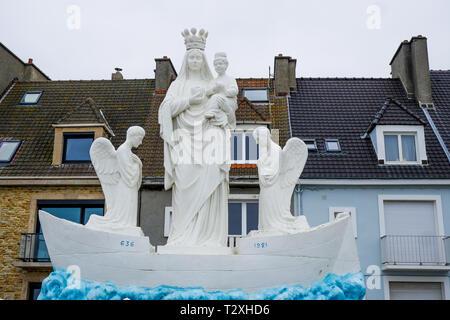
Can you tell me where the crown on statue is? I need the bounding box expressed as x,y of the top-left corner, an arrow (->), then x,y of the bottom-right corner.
182,28 -> 208,51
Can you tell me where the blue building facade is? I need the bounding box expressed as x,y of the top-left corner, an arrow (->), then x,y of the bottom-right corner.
288,37 -> 450,299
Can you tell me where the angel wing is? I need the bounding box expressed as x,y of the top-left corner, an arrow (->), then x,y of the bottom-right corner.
278,138 -> 308,191
89,137 -> 120,186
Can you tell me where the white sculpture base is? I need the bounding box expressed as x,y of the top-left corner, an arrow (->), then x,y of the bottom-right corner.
157,245 -> 234,255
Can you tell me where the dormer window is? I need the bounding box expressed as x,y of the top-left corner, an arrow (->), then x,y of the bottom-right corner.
370,125 -> 427,165
242,88 -> 269,103
62,133 -> 94,163
20,91 -> 42,105
0,140 -> 21,164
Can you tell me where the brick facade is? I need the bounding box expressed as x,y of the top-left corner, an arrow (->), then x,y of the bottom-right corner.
0,186 -> 103,300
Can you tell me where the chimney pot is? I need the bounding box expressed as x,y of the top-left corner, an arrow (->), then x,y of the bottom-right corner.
163,56 -> 168,59
28,58 -> 33,64
278,53 -> 283,57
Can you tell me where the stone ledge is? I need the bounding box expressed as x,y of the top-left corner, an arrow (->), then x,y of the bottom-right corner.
13,261 -> 52,271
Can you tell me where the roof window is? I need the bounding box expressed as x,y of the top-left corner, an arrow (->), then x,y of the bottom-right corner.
20,91 -> 42,105
0,140 -> 22,163
303,139 -> 317,151
325,139 -> 341,152
242,88 -> 268,103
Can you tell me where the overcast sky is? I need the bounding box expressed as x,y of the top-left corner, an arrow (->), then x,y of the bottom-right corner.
1,0 -> 449,80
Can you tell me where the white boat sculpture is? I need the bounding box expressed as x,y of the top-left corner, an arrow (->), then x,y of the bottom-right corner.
39,209 -> 360,293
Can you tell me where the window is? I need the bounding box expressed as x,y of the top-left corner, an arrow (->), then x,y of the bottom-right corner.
28,282 -> 42,300
303,139 -> 317,152
325,139 -> 341,152
242,88 -> 269,103
0,140 -> 21,163
371,125 -> 427,165
35,200 -> 104,261
378,195 -> 446,268
228,202 -> 259,236
231,130 -> 259,164
384,276 -> 449,300
163,201 -> 259,241
384,133 -> 417,163
62,132 -> 94,163
329,207 -> 357,238
20,91 -> 42,105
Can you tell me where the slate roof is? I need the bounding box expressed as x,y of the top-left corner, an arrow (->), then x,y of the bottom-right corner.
0,78 -> 284,181
289,74 -> 450,179
0,79 -> 154,177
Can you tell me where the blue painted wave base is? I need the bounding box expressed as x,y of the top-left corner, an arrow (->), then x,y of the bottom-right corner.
38,270 -> 366,300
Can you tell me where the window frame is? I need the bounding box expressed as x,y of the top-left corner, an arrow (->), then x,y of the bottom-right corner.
242,88 -> 269,103
377,195 -> 444,238
230,129 -> 259,164
36,199 -> 105,232
325,139 -> 341,152
0,139 -> 22,163
329,207 -> 357,238
373,125 -> 427,165
62,132 -> 95,164
383,132 -> 419,164
19,91 -> 43,105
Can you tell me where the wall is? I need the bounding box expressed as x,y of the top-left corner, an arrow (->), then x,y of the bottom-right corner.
295,184 -> 450,300
0,44 -> 49,94
0,186 -> 103,300
0,45 -> 24,93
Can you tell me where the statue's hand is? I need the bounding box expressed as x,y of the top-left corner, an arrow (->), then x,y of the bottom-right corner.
189,87 -> 204,105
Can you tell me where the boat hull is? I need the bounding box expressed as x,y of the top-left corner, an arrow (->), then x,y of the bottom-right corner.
39,210 -> 360,293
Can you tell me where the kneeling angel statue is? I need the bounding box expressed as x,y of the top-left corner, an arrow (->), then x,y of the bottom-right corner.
252,126 -> 310,235
85,126 -> 146,237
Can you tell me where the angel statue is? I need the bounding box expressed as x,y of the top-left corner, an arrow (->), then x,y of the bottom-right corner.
85,126 -> 146,237
251,126 -> 310,235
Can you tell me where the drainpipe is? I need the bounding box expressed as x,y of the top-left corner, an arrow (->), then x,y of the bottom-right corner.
294,184 -> 303,216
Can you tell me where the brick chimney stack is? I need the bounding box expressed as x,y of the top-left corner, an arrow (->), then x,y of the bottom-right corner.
274,54 -> 297,96
111,67 -> 123,80
390,35 -> 433,107
155,56 -> 177,94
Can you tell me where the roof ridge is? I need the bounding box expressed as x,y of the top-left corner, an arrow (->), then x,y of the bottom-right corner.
297,77 -> 393,81
15,78 -> 154,83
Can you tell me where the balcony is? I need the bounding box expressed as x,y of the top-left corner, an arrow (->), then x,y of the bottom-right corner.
16,233 -> 51,270
381,235 -> 450,271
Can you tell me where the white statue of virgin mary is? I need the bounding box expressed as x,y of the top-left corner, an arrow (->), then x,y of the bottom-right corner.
158,28 -> 233,250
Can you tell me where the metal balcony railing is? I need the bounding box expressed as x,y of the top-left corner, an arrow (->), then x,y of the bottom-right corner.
381,235 -> 448,265
18,233 -> 50,262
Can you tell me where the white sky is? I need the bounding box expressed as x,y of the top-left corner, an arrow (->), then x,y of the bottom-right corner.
0,0 -> 449,80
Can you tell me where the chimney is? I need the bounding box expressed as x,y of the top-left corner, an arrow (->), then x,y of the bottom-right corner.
155,56 -> 177,93
111,67 -> 123,80
28,58 -> 33,64
274,54 -> 297,96
390,36 -> 433,106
